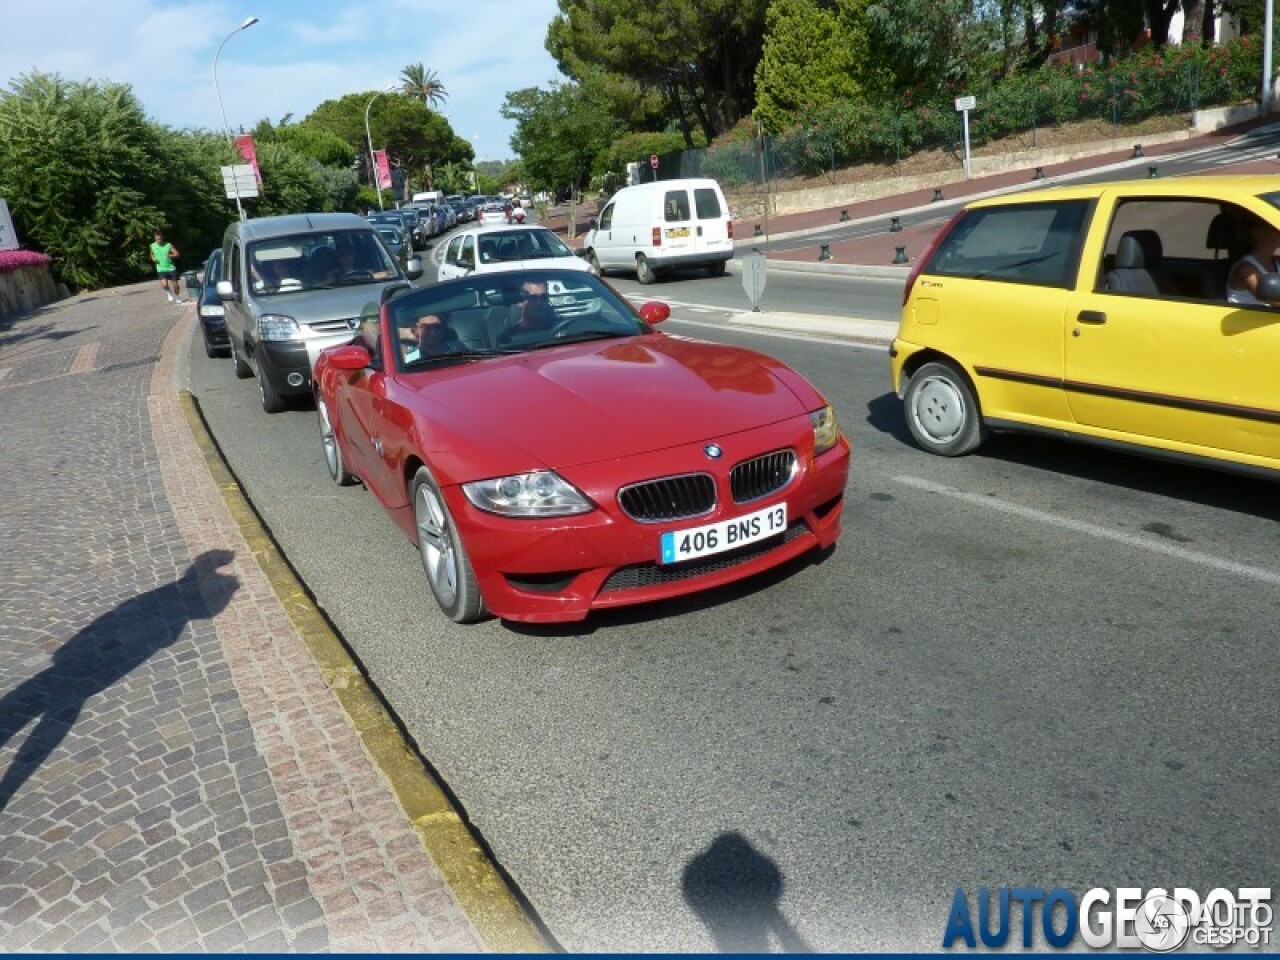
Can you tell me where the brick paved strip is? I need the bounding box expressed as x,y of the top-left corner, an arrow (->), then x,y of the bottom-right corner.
151,312 -> 544,951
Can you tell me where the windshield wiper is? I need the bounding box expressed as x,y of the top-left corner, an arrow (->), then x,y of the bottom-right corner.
526,330 -> 626,350
403,350 -> 494,367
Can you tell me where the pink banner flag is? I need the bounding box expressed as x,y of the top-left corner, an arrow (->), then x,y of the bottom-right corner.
234,134 -> 263,185
374,150 -> 393,191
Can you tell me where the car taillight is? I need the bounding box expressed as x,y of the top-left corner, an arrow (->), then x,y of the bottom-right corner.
727,221 -> 734,239
652,227 -> 661,247
902,209 -> 965,306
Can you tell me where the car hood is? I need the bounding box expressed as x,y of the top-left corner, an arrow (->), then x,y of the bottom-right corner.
257,283 -> 402,322
406,335 -> 810,465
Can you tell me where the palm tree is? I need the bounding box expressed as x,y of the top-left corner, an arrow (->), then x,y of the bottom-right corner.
400,63 -> 448,109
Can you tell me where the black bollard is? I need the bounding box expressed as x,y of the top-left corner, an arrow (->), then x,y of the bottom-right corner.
818,243 -> 833,261
893,246 -> 908,264
1032,167 -> 1045,180
932,188 -> 945,203
839,209 -> 850,222
1132,143 -> 1145,159
890,216 -> 902,233
753,224 -> 763,237
1148,165 -> 1159,178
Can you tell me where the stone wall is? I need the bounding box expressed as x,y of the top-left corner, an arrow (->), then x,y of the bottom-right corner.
0,261 -> 62,320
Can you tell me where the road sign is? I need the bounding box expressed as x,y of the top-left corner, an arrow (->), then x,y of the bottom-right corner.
220,164 -> 259,200
954,95 -> 976,111
742,250 -> 766,311
649,154 -> 659,169
0,199 -> 18,252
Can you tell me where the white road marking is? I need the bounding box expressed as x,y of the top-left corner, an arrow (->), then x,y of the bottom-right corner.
666,316 -> 883,351
895,475 -> 1280,586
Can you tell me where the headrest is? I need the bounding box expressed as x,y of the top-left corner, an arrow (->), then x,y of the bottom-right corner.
1115,230 -> 1163,270
1206,213 -> 1234,251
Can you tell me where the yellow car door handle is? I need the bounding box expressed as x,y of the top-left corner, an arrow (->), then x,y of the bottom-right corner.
1077,310 -> 1108,325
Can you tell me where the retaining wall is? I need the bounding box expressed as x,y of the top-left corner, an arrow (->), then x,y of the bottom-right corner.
732,103 -> 1263,220
0,260 -> 62,321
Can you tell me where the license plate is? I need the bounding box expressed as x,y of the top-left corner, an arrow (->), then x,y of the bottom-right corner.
666,227 -> 690,238
660,503 -> 787,564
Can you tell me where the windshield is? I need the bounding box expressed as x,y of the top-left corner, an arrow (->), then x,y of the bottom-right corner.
389,270 -> 650,370
476,229 -> 575,263
247,230 -> 399,294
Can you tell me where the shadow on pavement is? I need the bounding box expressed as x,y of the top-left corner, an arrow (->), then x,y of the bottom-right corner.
0,549 -> 239,812
681,830 -> 813,953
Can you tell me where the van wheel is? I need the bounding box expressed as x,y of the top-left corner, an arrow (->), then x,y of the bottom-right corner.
904,361 -> 988,457
412,467 -> 487,623
258,363 -> 286,414
635,254 -> 656,285
230,338 -> 252,379
706,261 -> 727,277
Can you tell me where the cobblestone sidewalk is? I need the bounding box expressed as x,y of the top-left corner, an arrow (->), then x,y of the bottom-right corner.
0,287 -> 487,951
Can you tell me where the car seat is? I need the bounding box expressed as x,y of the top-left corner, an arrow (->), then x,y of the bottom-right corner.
1104,230 -> 1178,296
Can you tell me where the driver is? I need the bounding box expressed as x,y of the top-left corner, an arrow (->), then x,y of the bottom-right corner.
497,281 -> 556,346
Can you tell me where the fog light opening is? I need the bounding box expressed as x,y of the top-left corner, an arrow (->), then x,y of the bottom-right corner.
286,373 -> 305,387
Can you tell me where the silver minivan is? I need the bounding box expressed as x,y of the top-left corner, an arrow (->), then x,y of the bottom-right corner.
217,213 -> 422,412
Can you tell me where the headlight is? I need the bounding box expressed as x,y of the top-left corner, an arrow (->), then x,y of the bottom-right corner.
200,303 -> 225,319
462,470 -> 595,517
258,314 -> 300,341
810,405 -> 841,455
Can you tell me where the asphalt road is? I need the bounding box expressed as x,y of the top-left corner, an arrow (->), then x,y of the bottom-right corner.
186,281 -> 1278,951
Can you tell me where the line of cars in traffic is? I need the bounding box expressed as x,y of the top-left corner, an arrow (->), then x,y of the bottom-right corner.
191,181 -> 851,625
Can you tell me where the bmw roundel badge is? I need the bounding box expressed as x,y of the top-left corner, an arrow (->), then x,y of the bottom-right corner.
704,444 -> 723,459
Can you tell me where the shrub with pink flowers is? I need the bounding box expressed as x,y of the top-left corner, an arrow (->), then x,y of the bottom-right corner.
0,250 -> 51,275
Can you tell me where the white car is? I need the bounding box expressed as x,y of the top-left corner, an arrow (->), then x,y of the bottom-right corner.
478,202 -> 510,226
437,225 -> 594,281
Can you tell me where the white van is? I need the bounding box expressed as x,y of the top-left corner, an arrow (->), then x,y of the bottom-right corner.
583,178 -> 733,283
411,190 -> 443,204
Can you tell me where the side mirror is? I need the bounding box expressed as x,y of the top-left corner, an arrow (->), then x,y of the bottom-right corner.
405,257 -> 424,280
589,218 -> 598,230
325,343 -> 373,371
639,301 -> 670,325
1256,273 -> 1280,303
215,280 -> 238,302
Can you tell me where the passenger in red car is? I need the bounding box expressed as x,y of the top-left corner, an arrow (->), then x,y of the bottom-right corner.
403,314 -> 465,362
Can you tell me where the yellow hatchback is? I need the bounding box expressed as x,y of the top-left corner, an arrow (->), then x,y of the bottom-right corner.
890,176 -> 1280,479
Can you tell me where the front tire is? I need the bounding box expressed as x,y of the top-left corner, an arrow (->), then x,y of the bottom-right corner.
904,361 -> 988,456
635,254 -> 656,285
412,468 -> 487,623
258,362 -> 286,414
230,337 -> 252,379
706,261 -> 727,277
317,398 -> 357,486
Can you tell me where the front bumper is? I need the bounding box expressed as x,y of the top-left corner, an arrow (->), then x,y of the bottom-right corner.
449,421 -> 851,623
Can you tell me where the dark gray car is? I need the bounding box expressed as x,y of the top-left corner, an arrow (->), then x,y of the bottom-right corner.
217,212 -> 423,413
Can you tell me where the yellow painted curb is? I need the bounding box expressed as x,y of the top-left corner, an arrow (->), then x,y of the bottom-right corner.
178,391 -> 548,954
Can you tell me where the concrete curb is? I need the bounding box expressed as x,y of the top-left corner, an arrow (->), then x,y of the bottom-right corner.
176,391 -> 549,954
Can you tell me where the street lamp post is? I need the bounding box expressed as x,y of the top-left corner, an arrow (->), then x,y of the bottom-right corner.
365,84 -> 396,211
213,16 -> 259,221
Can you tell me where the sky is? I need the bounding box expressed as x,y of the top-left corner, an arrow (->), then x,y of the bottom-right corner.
0,0 -> 567,161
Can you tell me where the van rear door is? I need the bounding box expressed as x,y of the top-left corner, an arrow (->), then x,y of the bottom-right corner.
693,185 -> 730,257
660,188 -> 695,257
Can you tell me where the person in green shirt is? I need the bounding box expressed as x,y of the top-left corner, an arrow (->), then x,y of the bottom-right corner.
149,230 -> 184,303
